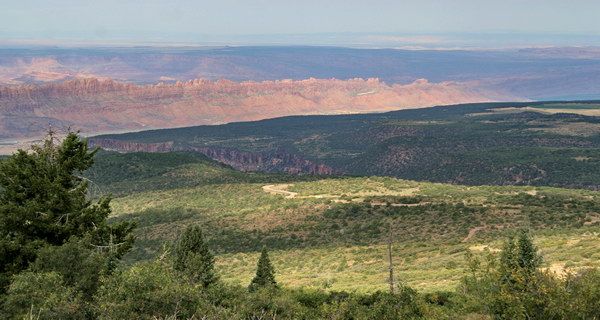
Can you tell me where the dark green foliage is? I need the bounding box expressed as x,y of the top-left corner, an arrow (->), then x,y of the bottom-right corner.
96,101 -> 600,190
30,237 -> 110,299
516,229 -> 542,274
94,261 -> 201,319
0,132 -> 135,291
93,258 -> 428,319
89,151 -> 217,186
558,268 -> 600,319
460,232 -> 600,319
496,230 -> 543,291
249,247 -> 278,291
5,251 -> 598,319
6,231 -> 598,319
86,150 -> 332,197
492,231 -> 548,319
356,288 -> 426,320
172,225 -> 218,287
3,271 -> 84,319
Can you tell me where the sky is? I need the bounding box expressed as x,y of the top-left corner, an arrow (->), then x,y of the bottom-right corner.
1,0 -> 600,47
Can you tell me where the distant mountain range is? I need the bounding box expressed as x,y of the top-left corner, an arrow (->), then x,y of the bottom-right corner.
1,46 -> 599,97
0,77 -> 507,139
0,46 -> 598,86
2,45 -> 600,139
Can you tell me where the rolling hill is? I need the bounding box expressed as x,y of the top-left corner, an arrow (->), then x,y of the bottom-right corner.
87,151 -> 600,292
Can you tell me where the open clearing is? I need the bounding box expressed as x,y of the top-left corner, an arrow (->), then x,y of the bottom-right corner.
262,183 -> 426,206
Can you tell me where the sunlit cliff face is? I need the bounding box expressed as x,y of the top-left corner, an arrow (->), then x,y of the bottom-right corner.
0,77 -> 512,139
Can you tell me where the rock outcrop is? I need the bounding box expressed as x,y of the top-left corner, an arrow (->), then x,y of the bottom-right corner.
0,77 -> 506,139
88,138 -> 343,175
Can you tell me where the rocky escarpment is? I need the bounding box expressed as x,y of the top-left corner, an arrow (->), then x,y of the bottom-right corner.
1,77 -> 508,138
88,139 -> 179,153
88,138 -> 343,175
195,147 -> 343,175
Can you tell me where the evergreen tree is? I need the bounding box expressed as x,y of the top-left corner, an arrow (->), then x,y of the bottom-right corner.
249,247 -> 277,291
0,131 -> 135,292
172,225 -> 218,287
516,229 -> 541,274
474,230 -> 547,319
498,230 -> 542,282
498,234 -> 519,284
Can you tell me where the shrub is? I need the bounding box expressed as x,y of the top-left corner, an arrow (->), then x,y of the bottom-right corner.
94,261 -> 200,319
3,272 -> 84,319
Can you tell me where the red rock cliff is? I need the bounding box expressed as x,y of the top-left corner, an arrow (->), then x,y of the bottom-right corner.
1,77 -> 507,138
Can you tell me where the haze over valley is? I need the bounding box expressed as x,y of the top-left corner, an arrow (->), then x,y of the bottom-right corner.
2,46 -> 600,141
0,76 -> 507,139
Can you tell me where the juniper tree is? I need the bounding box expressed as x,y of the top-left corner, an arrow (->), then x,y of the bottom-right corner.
516,229 -> 542,274
0,131 -> 135,292
249,247 -> 277,291
494,230 -> 546,319
498,229 -> 542,286
472,229 -> 547,319
172,225 -> 218,287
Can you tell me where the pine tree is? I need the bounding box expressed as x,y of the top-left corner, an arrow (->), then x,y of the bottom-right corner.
172,225 -> 218,287
249,247 -> 277,291
498,229 -> 542,285
516,229 -> 541,274
498,234 -> 519,284
490,230 -> 545,319
0,131 -> 135,292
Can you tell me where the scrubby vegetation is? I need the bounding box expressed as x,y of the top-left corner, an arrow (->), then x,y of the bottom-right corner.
459,231 -> 600,319
86,150 -> 330,197
2,133 -> 600,319
96,101 -> 600,189
75,147 -> 600,295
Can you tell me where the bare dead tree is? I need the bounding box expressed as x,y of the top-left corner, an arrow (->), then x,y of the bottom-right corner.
388,221 -> 395,293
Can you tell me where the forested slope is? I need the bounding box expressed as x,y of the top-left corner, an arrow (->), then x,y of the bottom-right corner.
92,101 -> 600,189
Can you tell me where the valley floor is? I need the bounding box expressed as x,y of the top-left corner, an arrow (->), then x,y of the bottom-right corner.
217,230 -> 600,292
105,170 -> 600,293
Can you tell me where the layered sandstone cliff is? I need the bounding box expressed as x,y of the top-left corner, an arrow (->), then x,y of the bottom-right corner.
0,77 -> 508,138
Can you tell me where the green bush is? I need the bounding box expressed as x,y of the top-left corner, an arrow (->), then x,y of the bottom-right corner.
94,261 -> 200,319
3,272 -> 84,319
31,237 -> 110,299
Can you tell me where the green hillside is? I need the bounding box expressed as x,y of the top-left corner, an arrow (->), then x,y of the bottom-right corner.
89,151 -> 600,293
4,135 -> 600,319
93,101 -> 600,189
87,151 -> 330,197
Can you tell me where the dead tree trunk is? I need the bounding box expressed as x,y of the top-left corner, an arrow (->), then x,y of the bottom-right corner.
388,223 -> 395,293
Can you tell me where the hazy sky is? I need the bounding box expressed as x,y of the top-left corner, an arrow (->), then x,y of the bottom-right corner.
2,0 -> 599,46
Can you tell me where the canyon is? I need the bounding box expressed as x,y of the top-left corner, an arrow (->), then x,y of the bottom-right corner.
87,101 -> 600,189
88,138 -> 342,175
0,77 -> 507,139
3,45 -> 600,142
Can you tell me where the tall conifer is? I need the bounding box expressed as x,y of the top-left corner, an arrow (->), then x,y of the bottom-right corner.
0,131 -> 135,292
249,247 -> 277,291
172,225 -> 218,287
